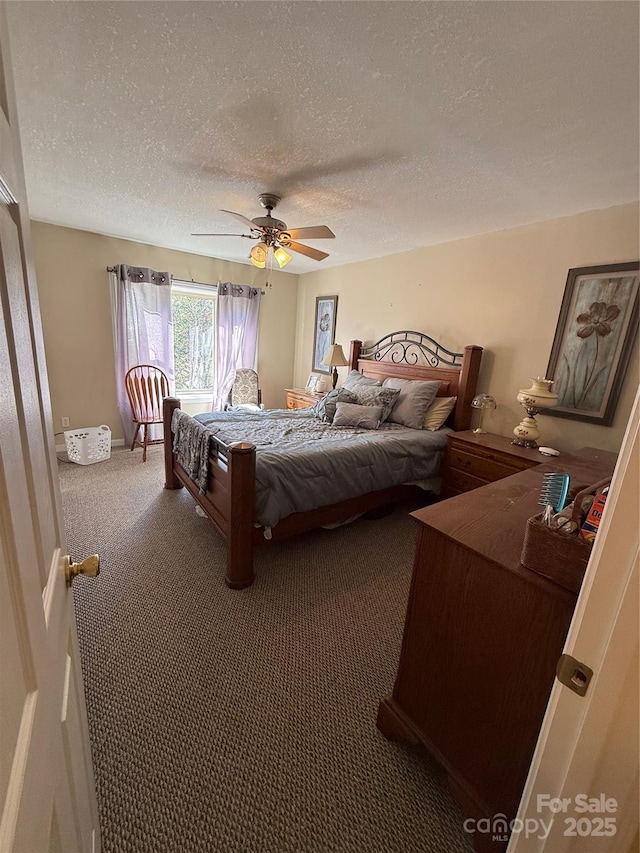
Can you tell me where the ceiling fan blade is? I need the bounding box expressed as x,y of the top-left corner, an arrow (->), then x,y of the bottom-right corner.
220,209 -> 262,231
284,241 -> 329,261
191,233 -> 253,237
284,226 -> 335,240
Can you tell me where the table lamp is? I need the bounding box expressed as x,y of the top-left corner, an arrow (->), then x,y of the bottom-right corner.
321,344 -> 349,389
512,378 -> 558,448
471,394 -> 497,434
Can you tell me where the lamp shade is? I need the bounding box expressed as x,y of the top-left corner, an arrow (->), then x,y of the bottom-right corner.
471,393 -> 497,411
249,242 -> 268,268
516,378 -> 558,411
273,246 -> 292,268
321,344 -> 348,368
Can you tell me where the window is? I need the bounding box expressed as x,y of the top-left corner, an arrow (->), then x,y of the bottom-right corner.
171,281 -> 216,399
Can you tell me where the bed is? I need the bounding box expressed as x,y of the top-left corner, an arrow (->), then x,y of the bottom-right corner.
163,331 -> 483,588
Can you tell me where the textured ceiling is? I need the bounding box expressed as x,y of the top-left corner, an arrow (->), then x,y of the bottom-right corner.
6,1 -> 640,274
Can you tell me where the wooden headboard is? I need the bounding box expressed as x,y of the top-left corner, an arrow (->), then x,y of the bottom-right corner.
349,331 -> 483,432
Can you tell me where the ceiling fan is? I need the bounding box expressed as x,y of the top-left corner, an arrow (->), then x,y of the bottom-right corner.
192,193 -> 335,268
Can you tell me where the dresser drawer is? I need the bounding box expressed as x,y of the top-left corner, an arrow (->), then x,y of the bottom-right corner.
443,432 -> 545,497
286,389 -> 322,409
448,446 -> 533,482
287,397 -> 312,409
444,467 -> 488,495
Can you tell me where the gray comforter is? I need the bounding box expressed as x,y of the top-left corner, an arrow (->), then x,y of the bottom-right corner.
180,408 -> 449,529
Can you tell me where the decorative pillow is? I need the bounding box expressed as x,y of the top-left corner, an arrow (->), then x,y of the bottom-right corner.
342,370 -> 382,391
350,385 -> 400,423
382,378 -> 441,430
332,402 -> 383,430
422,396 -> 457,430
312,387 -> 357,423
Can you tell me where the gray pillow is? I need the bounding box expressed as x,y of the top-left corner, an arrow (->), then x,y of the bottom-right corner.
382,378 -> 441,429
332,402 -> 383,429
342,370 -> 382,391
312,387 -> 357,423
351,385 -> 400,423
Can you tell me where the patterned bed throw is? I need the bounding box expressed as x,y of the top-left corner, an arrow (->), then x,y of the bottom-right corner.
171,409 -> 214,494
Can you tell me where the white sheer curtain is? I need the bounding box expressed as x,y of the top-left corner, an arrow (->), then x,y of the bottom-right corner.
110,264 -> 174,444
213,283 -> 262,411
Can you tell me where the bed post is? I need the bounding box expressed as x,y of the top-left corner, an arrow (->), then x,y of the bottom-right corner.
349,339 -> 362,370
163,397 -> 183,490
454,345 -> 483,431
225,442 -> 257,589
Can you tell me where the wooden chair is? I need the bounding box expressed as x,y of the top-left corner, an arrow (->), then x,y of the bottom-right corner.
225,368 -> 263,411
124,365 -> 170,461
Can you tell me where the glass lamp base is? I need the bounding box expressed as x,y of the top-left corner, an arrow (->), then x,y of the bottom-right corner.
513,413 -> 540,448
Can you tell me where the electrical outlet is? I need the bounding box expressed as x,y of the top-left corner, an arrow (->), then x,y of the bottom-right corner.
61,417 -> 70,428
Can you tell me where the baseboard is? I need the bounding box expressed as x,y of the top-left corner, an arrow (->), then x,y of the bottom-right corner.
55,438 -> 125,452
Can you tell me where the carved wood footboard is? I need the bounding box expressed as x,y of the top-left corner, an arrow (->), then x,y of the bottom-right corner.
163,396 -> 258,588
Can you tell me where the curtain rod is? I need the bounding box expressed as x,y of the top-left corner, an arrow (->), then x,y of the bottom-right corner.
106,267 -> 265,294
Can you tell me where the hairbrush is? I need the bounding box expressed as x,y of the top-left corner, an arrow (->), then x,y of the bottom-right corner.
539,472 -> 570,517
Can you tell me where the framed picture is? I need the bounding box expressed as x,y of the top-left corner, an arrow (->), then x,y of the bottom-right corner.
312,295 -> 338,374
306,374 -> 318,392
545,262 -> 639,425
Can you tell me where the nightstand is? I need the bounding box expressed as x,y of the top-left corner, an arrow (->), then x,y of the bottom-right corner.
285,388 -> 326,409
442,430 -> 551,498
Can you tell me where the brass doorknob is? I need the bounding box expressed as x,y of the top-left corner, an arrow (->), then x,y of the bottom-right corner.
65,554 -> 100,587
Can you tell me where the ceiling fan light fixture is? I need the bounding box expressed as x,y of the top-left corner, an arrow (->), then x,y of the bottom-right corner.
250,242 -> 268,267
273,246 -> 292,268
196,195 -> 334,266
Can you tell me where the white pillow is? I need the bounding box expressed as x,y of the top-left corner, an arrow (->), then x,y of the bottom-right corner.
422,396 -> 457,430
382,378 -> 441,430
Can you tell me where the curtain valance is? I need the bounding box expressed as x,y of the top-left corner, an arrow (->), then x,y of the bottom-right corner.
116,265 -> 170,285
217,282 -> 261,299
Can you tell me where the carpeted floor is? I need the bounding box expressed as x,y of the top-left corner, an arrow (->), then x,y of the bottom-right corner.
61,447 -> 472,853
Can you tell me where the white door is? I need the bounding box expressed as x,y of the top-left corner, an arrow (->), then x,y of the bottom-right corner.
509,390 -> 639,852
0,7 -> 100,852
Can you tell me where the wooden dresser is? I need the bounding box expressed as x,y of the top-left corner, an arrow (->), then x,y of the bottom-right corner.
377,449 -> 617,853
442,430 -> 553,498
285,388 -> 325,409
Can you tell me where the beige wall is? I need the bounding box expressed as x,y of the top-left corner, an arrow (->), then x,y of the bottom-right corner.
30,205 -> 640,454
31,222 -> 298,441
295,203 -> 639,454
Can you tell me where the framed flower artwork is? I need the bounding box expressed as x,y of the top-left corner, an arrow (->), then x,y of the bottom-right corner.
545,262 -> 639,425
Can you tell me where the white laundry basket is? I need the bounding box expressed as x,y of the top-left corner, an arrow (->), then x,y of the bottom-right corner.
64,425 -> 111,465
